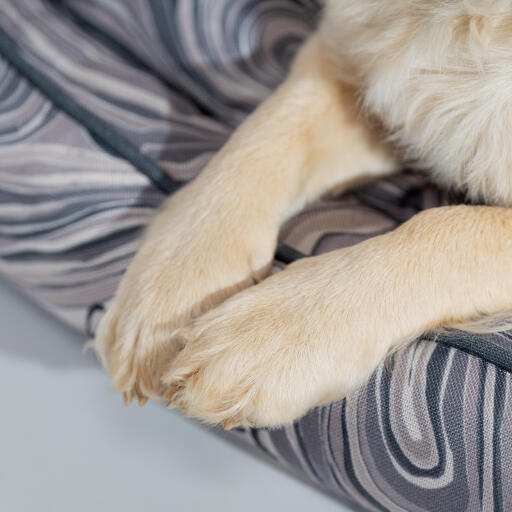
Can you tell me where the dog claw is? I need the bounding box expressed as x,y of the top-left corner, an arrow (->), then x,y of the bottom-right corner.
222,419 -> 238,431
163,382 -> 181,402
138,396 -> 148,406
166,393 -> 180,409
123,391 -> 133,406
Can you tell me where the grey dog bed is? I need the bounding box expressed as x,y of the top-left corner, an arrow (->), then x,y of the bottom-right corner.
1,1 -> 511,510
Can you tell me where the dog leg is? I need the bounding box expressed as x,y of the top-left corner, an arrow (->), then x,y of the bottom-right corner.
164,205 -> 512,428
93,35 -> 397,403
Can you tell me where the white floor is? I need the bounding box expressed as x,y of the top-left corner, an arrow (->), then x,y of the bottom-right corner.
0,279 -> 354,512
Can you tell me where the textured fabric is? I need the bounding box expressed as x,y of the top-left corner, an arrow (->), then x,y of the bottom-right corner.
235,332 -> 512,511
0,0 -> 449,332
0,1 -> 510,510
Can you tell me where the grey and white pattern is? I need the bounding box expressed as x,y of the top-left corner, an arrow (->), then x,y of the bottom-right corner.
0,1 -> 509,510
238,333 -> 512,511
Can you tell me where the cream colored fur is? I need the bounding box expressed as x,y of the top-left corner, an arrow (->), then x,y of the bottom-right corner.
94,1 -> 512,428
322,0 -> 512,204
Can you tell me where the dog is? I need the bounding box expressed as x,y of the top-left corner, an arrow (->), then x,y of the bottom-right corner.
93,0 -> 512,429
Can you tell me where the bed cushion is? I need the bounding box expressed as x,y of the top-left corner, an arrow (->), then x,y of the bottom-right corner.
1,1 -> 511,510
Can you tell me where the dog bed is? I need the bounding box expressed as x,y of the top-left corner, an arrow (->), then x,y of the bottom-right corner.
1,1 -> 511,510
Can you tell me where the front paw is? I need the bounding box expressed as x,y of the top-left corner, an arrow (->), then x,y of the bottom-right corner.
93,186 -> 277,405
161,308 -> 308,429
162,252 -> 396,429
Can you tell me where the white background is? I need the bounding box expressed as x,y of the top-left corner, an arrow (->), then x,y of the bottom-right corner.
0,279 -> 354,512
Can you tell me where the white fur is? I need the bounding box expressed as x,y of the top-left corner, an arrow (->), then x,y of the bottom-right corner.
320,0 -> 512,204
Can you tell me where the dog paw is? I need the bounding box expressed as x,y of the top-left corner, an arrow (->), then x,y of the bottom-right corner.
92,184 -> 277,404
161,249 -> 397,428
93,303 -> 187,405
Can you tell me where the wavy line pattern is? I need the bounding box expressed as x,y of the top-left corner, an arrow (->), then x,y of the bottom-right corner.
0,1 -> 509,510
64,0 -> 319,125
235,334 -> 512,511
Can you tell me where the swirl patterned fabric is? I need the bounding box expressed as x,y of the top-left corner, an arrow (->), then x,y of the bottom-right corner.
0,1 -> 510,510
